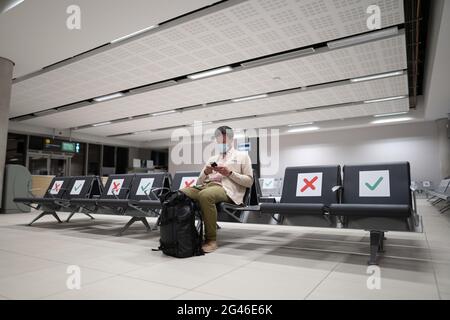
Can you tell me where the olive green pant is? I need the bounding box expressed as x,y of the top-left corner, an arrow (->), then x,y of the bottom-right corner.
181,183 -> 232,241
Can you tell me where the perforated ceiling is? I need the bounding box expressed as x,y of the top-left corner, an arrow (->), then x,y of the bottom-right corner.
10,0 -> 404,119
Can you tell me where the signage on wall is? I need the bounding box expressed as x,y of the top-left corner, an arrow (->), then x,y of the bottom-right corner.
42,138 -> 80,153
237,142 -> 251,152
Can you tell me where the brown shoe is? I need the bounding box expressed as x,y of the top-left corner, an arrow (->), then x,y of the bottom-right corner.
202,240 -> 218,253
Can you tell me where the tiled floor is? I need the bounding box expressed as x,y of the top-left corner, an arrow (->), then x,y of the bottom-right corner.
0,198 -> 449,300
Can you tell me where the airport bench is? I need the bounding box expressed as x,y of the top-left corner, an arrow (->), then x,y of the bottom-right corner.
329,162 -> 422,265
425,179 -> 450,213
260,165 -> 341,228
14,176 -> 73,225
70,173 -> 168,235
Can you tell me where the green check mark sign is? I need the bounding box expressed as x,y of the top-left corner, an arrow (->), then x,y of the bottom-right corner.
140,182 -> 151,193
365,177 -> 383,191
74,184 -> 82,191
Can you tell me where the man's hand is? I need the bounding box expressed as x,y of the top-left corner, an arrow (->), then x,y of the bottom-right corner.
214,165 -> 231,177
204,165 -> 213,175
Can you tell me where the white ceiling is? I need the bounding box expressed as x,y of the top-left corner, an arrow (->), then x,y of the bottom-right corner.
75,74 -> 409,137
5,0 -> 415,144
9,0 -> 404,118
0,0 -> 217,77
22,33 -> 407,129
119,98 -> 411,142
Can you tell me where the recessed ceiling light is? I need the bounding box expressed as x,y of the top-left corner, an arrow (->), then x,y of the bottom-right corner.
363,96 -> 407,104
351,70 -> 404,83
187,66 -> 233,80
327,27 -> 398,49
232,94 -> 268,103
371,117 -> 413,124
287,126 -> 320,133
373,111 -> 408,117
92,121 -> 112,127
151,110 -> 176,117
287,122 -> 314,127
93,92 -> 124,102
111,25 -> 157,44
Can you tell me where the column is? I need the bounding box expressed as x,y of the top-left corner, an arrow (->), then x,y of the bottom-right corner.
0,57 -> 14,206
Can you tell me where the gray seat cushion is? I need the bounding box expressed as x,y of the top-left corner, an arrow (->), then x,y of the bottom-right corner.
260,203 -> 325,215
329,204 -> 411,217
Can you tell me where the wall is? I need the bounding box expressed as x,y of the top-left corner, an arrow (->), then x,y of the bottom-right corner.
273,121 -> 442,186
169,121 -> 443,187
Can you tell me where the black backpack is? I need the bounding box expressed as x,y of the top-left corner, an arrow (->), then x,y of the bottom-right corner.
155,191 -> 204,258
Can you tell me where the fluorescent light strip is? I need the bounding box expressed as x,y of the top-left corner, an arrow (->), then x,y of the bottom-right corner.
93,92 -> 124,102
287,122 -> 314,127
288,126 -> 320,133
190,121 -> 213,126
188,66 -> 232,80
151,110 -> 176,117
374,111 -> 408,118
371,117 -> 413,124
111,25 -> 157,43
241,48 -> 315,68
92,121 -> 112,127
351,71 -> 404,83
363,96 -> 407,104
1,0 -> 24,14
232,94 -> 268,103
327,27 -> 398,49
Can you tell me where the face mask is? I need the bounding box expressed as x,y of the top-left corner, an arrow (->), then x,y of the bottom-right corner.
216,143 -> 229,154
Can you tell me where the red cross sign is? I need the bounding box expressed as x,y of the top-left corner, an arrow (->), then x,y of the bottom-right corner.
296,172 -> 323,197
300,176 -> 318,192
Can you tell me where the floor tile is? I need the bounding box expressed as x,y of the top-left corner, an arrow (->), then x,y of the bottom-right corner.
45,275 -> 186,300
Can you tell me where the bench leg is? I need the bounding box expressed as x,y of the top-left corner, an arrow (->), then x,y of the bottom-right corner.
84,213 -> 95,220
29,211 -> 62,226
439,204 -> 450,213
368,231 -> 383,265
66,212 -> 95,222
66,212 -> 76,222
117,217 -> 151,236
431,198 -> 443,205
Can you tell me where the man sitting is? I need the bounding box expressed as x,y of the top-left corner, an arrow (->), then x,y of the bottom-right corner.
181,126 -> 253,253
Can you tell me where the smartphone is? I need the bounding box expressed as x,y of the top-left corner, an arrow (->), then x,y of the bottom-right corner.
210,162 -> 218,167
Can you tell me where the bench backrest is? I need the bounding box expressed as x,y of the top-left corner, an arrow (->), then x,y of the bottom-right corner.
280,165 -> 341,206
171,171 -> 200,191
436,179 -> 450,193
62,176 -> 98,199
44,176 -> 72,199
101,174 -> 135,199
342,162 -> 411,206
129,173 -> 168,200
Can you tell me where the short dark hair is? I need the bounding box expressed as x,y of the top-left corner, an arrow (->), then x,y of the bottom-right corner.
214,126 -> 234,140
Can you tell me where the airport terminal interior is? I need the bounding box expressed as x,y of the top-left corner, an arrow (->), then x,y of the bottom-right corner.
0,0 -> 449,301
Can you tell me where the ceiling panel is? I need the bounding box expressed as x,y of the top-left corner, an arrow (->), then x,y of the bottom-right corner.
120,98 -> 410,141
75,75 -> 408,136
10,0 -> 404,117
22,34 -> 407,129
